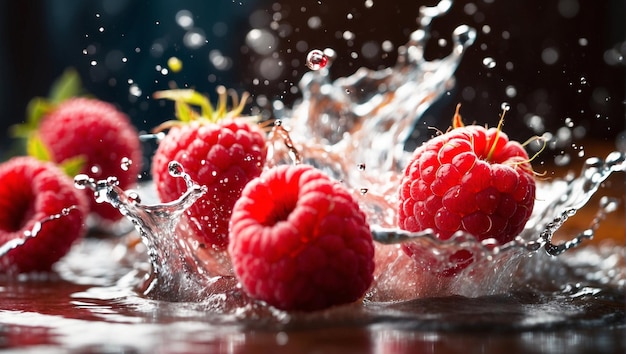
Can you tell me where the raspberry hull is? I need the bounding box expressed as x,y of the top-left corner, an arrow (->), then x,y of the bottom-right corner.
229,164 -> 375,311
398,124 -> 535,274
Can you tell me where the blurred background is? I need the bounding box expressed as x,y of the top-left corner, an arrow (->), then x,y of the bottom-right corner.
1,0 -> 625,166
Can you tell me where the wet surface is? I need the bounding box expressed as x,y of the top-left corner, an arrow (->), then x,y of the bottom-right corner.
0,238 -> 624,354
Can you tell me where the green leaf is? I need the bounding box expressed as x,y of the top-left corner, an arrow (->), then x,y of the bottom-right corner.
26,134 -> 51,162
60,155 -> 86,177
153,89 -> 214,118
175,100 -> 194,123
49,68 -> 82,104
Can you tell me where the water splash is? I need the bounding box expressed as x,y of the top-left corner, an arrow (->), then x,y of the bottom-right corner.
74,0 -> 624,304
74,162 -> 221,302
274,3 -> 476,193
0,206 -> 81,258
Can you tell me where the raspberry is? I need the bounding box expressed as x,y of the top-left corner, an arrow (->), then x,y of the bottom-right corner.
38,97 -> 142,222
228,164 -> 375,312
152,116 -> 266,250
398,107 -> 536,274
0,157 -> 88,274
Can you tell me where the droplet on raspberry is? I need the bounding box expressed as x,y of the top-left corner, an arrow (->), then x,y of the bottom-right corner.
306,49 -> 329,70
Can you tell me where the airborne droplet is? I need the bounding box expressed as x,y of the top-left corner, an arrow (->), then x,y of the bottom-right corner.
306,49 -> 329,70
168,161 -> 185,177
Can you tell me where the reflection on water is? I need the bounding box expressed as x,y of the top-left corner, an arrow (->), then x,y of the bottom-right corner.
1,236 -> 624,353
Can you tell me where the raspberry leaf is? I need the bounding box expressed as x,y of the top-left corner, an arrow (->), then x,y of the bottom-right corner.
153,89 -> 214,119
59,155 -> 87,177
153,87 -> 251,125
25,123 -> 86,178
26,134 -> 52,162
175,100 -> 195,123
48,68 -> 83,104
10,98 -> 55,139
11,68 -> 83,140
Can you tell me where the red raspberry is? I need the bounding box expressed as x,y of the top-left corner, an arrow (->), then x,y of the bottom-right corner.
398,106 -> 536,274
228,164 -> 375,312
38,97 -> 142,222
0,157 -> 88,274
152,119 -> 266,250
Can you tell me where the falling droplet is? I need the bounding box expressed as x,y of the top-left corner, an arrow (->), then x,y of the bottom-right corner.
306,49 -> 329,70
482,57 -> 496,69
120,157 -> 132,171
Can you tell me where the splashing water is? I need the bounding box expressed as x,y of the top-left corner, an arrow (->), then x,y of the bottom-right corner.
0,207 -> 80,260
74,162 -> 219,302
68,0 -> 624,305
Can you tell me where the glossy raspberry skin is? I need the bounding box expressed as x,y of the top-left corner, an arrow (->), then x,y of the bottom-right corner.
399,125 -> 535,243
229,164 -> 375,312
38,97 -> 142,221
152,119 -> 266,250
0,157 -> 88,274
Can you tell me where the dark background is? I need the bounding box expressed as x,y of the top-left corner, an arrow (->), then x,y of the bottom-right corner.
1,0 -> 624,164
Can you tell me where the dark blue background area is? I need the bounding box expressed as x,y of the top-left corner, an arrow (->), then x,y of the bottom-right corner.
1,0 -> 624,162
0,0 -> 258,159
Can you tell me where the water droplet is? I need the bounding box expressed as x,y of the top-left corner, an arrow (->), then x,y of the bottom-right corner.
554,154 -> 571,166
482,57 -> 496,69
128,191 -> 141,204
168,161 -> 184,177
500,102 -> 511,111
175,9 -> 194,29
74,174 -> 93,189
183,29 -> 207,49
600,196 -> 619,213
541,47 -> 559,65
129,84 -> 142,97
360,188 -> 369,195
364,0 -> 374,8
564,117 -> 574,127
505,85 -> 517,98
357,163 -> 366,171
452,25 -> 476,48
306,49 -> 328,70
307,16 -> 322,30
120,157 -> 133,171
